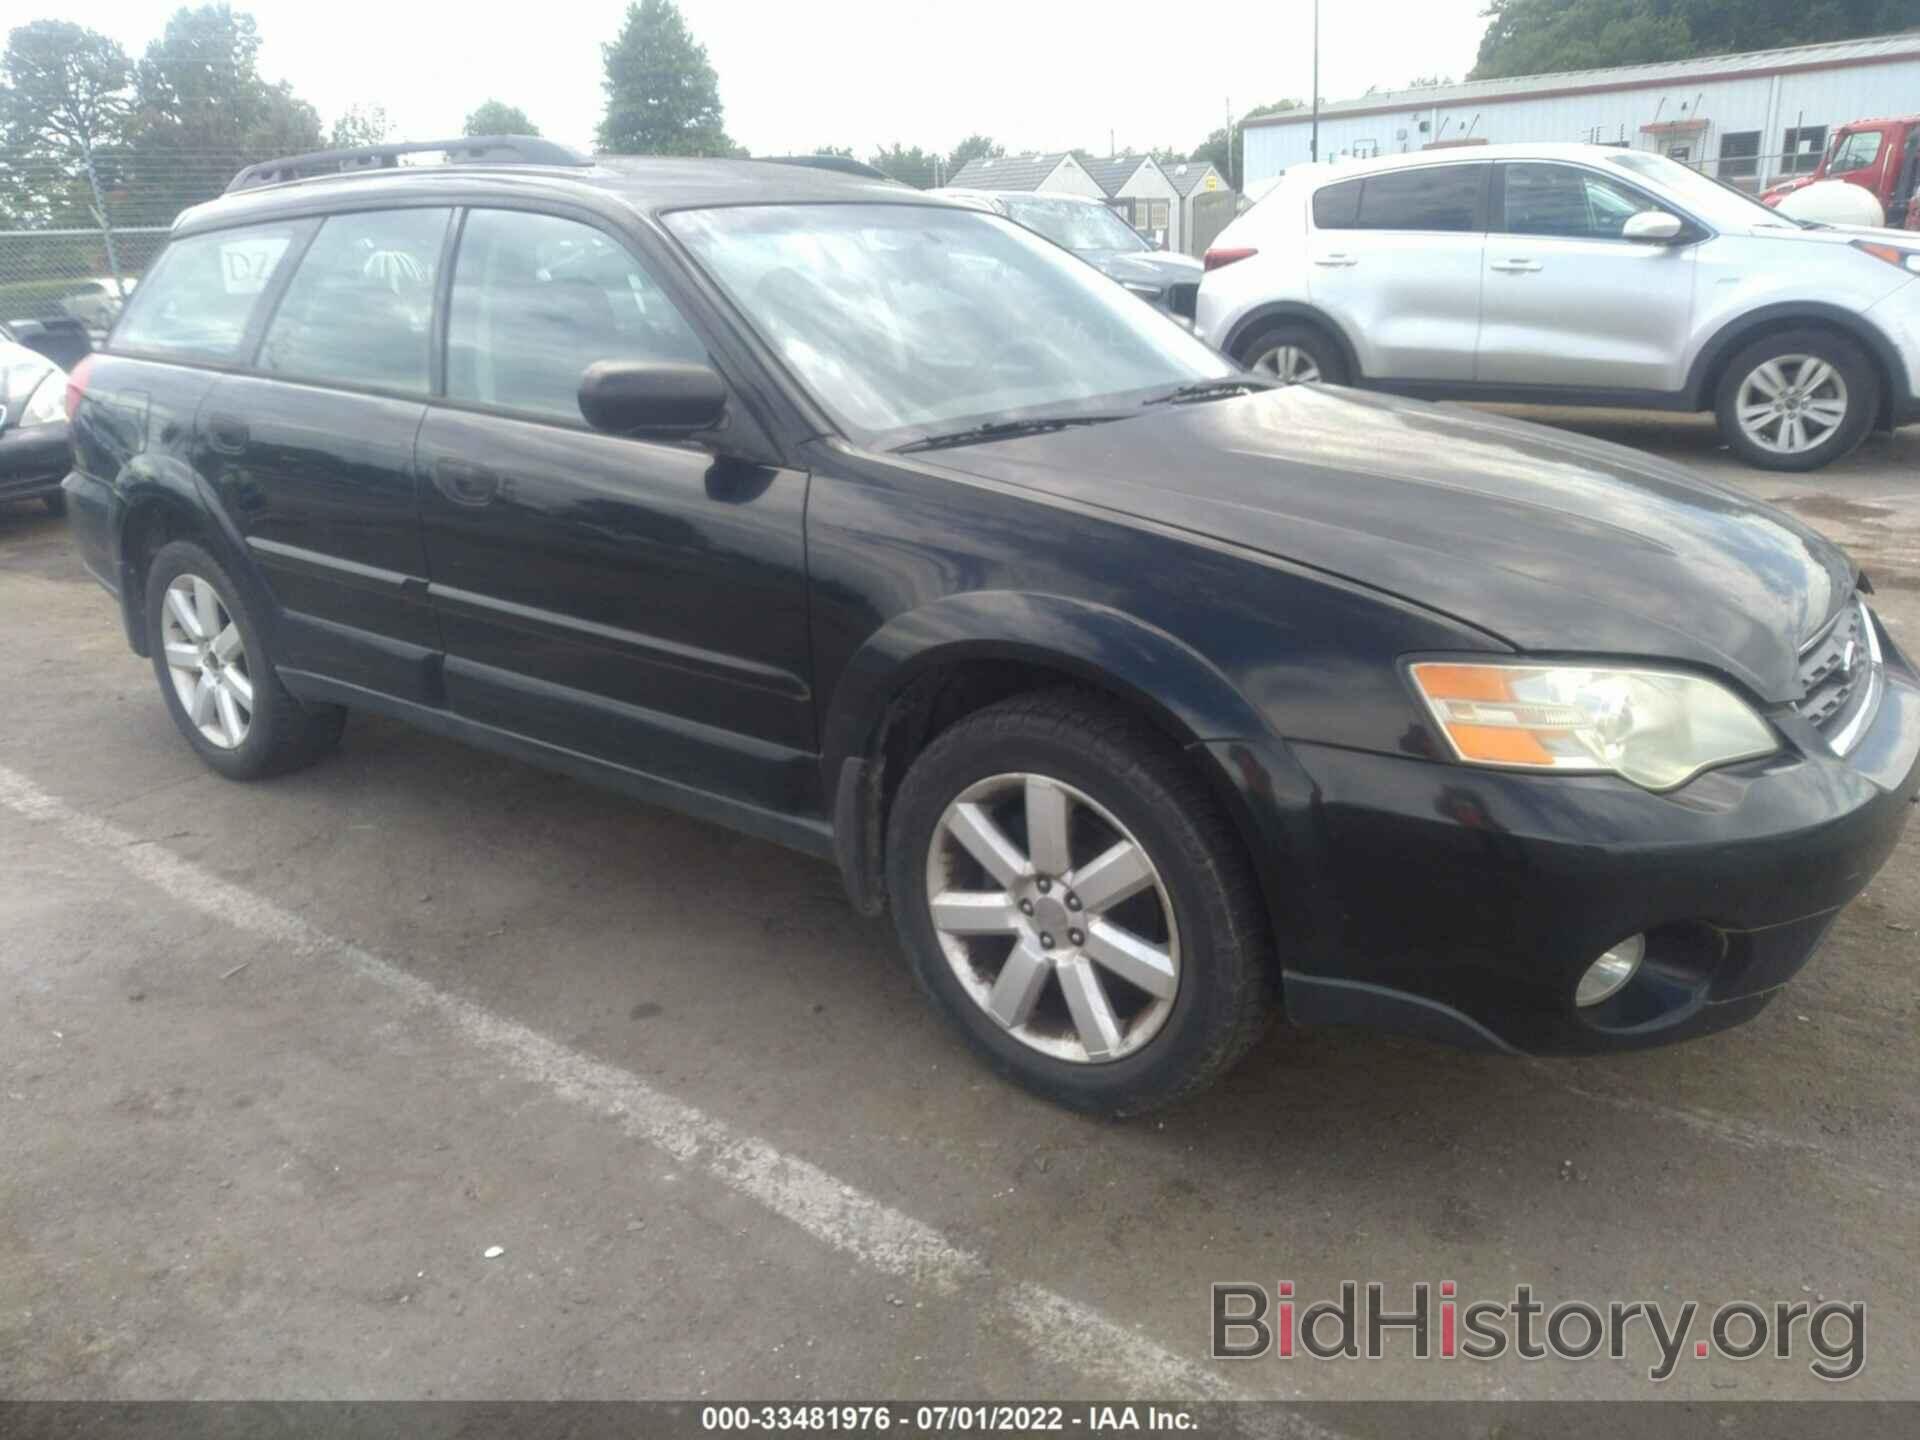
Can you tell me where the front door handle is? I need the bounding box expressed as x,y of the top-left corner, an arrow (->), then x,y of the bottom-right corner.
205,413 -> 249,455
432,457 -> 500,507
1313,252 -> 1358,267
1490,258 -> 1543,273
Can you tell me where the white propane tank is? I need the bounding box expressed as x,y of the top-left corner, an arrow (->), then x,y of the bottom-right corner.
1775,180 -> 1886,228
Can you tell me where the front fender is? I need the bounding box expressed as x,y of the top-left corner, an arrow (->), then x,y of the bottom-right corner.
821,590 -> 1275,779
819,590 -> 1323,929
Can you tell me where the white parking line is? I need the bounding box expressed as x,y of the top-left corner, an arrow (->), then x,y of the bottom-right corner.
0,763 -> 1341,1420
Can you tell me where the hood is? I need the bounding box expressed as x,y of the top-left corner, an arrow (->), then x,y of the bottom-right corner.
1088,250 -> 1204,290
920,387 -> 1852,702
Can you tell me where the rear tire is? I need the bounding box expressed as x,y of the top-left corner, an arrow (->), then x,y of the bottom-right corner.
1235,321 -> 1349,386
143,539 -> 346,780
1714,329 -> 1876,472
885,690 -> 1274,1114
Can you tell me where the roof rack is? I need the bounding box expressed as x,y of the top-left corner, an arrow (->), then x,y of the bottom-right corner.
226,135 -> 592,194
760,154 -> 896,182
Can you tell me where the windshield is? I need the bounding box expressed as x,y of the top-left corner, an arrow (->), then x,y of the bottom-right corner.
1003,197 -> 1150,253
667,203 -> 1232,445
1606,151 -> 1808,229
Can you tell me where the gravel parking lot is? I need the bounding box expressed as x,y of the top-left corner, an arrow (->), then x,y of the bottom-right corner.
3,408 -> 1918,1408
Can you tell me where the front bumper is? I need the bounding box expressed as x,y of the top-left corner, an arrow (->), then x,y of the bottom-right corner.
1211,615 -> 1920,1055
0,422 -> 70,502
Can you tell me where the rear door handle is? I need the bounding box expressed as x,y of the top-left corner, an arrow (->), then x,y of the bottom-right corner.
432,457 -> 500,507
1490,258 -> 1543,273
205,413 -> 249,455
1313,253 -> 1358,267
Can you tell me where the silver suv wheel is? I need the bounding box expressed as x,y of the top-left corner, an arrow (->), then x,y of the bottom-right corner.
924,772 -> 1179,1064
160,573 -> 253,749
1249,344 -> 1322,385
1734,354 -> 1849,456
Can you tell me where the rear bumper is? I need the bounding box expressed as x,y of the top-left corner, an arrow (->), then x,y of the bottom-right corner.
1209,619 -> 1920,1055
0,423 -> 70,501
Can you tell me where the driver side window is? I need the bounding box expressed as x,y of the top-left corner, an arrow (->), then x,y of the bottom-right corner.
446,209 -> 708,424
1502,163 -> 1660,241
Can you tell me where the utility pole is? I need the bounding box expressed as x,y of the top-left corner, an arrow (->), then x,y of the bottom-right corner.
1310,0 -> 1320,163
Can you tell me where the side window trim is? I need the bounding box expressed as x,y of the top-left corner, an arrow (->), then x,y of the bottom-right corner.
429,207 -> 468,399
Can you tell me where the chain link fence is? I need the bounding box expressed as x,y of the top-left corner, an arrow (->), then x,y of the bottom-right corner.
1,148 -> 257,334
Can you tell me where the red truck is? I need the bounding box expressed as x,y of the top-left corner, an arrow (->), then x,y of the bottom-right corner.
1761,116 -> 1920,229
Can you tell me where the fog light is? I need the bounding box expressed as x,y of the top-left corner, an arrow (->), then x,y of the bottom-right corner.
1576,934 -> 1645,1007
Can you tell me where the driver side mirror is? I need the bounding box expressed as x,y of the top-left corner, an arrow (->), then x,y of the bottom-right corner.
578,360 -> 727,437
1623,210 -> 1686,243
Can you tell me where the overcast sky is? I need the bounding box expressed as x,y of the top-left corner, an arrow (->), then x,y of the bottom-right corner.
66,0 -> 1493,157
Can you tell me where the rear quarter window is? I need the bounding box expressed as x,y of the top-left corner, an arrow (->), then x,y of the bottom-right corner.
1312,179 -> 1362,229
1353,165 -> 1485,232
112,222 -> 305,362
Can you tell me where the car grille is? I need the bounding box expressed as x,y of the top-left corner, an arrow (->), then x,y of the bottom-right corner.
1167,283 -> 1198,320
1793,595 -> 1881,752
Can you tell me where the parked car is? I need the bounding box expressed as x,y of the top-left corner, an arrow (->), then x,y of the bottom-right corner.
64,139 -> 1920,1111
58,276 -> 135,332
934,187 -> 1202,324
0,332 -> 71,513
1,316 -> 92,372
1762,116 -> 1920,231
1198,143 -> 1920,471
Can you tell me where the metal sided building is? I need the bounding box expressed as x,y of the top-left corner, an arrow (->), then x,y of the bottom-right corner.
1241,32 -> 1920,191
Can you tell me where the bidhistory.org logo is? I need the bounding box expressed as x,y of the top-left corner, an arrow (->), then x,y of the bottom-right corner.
1211,1281 -> 1864,1382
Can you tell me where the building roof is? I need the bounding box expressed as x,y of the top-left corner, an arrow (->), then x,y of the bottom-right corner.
1080,155 -> 1152,194
949,152 -> 1072,191
1163,160 -> 1223,195
1243,30 -> 1920,129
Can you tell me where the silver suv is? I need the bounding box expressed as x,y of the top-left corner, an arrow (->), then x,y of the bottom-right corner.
1196,143 -> 1920,471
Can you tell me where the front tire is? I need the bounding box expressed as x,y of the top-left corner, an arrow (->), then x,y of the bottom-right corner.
1235,322 -> 1349,386
143,539 -> 345,780
1715,329 -> 1875,472
885,690 -> 1274,1114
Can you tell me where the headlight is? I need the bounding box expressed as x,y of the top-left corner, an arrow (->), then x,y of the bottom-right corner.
1409,661 -> 1777,792
1852,240 -> 1920,274
1122,281 -> 1162,299
16,368 -> 68,427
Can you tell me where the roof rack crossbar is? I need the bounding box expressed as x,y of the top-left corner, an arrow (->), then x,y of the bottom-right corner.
226,135 -> 591,194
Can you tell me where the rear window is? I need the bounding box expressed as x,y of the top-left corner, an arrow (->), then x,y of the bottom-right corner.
1353,165 -> 1485,232
1312,179 -> 1362,229
112,222 -> 304,361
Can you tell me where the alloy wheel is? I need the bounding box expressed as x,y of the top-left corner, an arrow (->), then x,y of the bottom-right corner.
1735,355 -> 1849,456
925,772 -> 1180,1064
1250,345 -> 1322,385
160,574 -> 253,750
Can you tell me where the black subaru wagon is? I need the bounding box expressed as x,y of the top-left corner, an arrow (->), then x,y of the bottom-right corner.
62,137 -> 1920,1112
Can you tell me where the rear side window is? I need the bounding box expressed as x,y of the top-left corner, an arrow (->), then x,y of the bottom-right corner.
1312,180 -> 1361,229
445,208 -> 707,424
113,223 -> 302,361
259,208 -> 451,394
1354,166 -> 1485,232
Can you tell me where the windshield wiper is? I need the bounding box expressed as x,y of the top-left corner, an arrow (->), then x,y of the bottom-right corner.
1141,378 -> 1273,407
894,414 -> 1129,453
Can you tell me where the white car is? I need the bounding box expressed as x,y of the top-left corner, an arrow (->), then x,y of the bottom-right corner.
58,276 -> 134,331
1197,143 -> 1920,471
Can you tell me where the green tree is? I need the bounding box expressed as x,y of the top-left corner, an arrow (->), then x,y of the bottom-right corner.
1192,99 -> 1300,189
1470,0 -> 1915,81
947,132 -> 1003,177
465,99 -> 538,137
811,144 -> 853,158
130,6 -> 322,222
329,102 -> 389,149
0,21 -> 136,240
867,142 -> 941,188
597,0 -> 733,156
